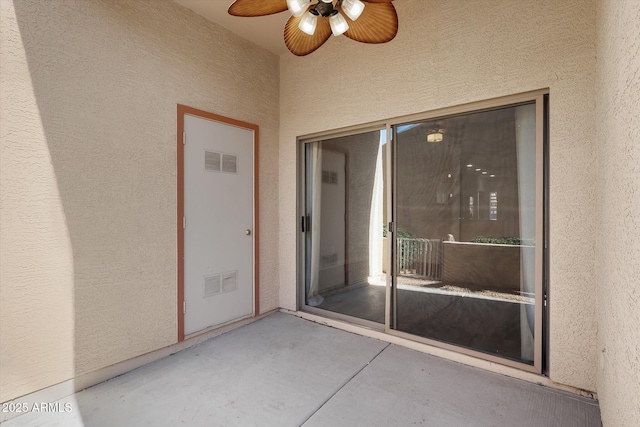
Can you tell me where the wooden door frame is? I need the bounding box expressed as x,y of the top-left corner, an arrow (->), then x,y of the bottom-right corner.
177,104 -> 260,342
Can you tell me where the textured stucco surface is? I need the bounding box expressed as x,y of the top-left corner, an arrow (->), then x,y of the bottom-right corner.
595,0 -> 640,425
0,0 -> 279,402
280,0 -> 598,390
0,1 -> 75,403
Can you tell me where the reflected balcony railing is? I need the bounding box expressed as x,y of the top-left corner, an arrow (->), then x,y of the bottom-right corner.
396,238 -> 443,280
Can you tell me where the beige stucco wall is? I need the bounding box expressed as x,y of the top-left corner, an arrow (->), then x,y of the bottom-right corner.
595,0 -> 640,425
0,0 -> 279,402
0,1 -> 75,403
279,0 -> 597,391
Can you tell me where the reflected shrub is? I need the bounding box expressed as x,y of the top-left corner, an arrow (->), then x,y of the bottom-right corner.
472,236 -> 534,246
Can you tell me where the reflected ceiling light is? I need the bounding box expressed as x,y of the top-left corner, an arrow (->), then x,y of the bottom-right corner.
490,174 -> 496,177
482,171 -> 488,175
427,128 -> 445,143
466,164 -> 473,168
229,0 -> 399,56
475,168 -> 481,171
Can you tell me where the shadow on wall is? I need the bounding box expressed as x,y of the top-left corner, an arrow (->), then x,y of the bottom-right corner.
7,0 -> 280,410
12,0 -> 179,396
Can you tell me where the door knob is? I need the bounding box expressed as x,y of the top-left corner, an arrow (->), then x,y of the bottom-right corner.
245,229 -> 252,235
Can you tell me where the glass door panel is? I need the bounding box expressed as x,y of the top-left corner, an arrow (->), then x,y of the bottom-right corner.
304,129 -> 387,324
392,102 -> 540,365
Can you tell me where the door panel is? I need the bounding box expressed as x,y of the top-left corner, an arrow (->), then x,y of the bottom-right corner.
303,130 -> 387,325
392,103 -> 540,367
183,114 -> 254,335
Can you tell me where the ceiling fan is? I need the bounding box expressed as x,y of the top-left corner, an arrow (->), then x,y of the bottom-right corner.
228,0 -> 398,56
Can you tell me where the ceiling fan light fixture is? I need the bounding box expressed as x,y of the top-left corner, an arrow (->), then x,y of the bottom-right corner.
298,11 -> 318,35
341,0 -> 365,21
228,0 -> 399,56
427,133 -> 443,143
329,12 -> 349,36
427,129 -> 445,143
287,0 -> 309,17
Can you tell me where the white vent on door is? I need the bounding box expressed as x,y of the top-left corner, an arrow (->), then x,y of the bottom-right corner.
222,154 -> 237,174
322,170 -> 338,184
205,151 -> 221,172
221,271 -> 238,293
321,252 -> 339,267
204,274 -> 221,297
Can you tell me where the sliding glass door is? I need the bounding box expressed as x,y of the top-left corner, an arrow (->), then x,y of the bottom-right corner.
302,129 -> 387,326
391,100 -> 543,369
300,93 -> 546,371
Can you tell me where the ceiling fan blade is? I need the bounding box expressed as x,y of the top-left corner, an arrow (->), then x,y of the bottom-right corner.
342,2 -> 398,44
228,0 -> 288,17
284,14 -> 332,56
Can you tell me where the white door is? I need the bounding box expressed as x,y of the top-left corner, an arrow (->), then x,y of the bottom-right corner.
184,113 -> 254,335
318,149 -> 346,291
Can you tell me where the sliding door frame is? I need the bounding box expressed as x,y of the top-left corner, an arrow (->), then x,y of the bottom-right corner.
297,89 -> 548,374
298,125 -> 388,331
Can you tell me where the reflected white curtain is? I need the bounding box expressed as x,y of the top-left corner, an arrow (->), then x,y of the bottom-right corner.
516,104 -> 537,360
307,142 -> 324,306
368,141 -> 384,282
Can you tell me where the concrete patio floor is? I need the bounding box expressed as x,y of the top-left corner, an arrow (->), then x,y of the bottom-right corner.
3,312 -> 601,427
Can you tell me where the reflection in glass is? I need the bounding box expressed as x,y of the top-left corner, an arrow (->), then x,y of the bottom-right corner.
393,103 -> 538,364
304,130 -> 387,324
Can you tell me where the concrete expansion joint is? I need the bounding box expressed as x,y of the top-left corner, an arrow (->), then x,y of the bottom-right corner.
299,343 -> 391,426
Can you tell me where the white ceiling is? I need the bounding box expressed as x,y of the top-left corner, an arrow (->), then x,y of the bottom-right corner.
173,0 -> 409,56
173,0 -> 292,55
